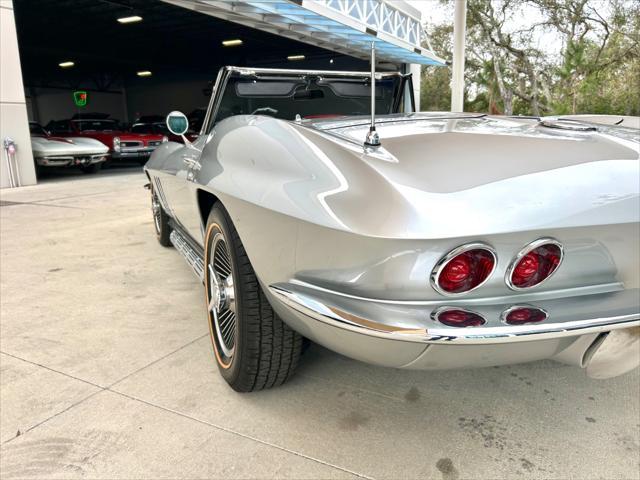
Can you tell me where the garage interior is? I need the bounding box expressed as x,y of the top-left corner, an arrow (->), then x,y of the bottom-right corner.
15,0 -> 369,129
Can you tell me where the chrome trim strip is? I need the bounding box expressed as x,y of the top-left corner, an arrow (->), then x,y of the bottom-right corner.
505,237 -> 564,291
269,285 -> 640,345
170,230 -> 204,282
201,66 -> 227,136
430,242 -> 498,297
224,66 -> 403,78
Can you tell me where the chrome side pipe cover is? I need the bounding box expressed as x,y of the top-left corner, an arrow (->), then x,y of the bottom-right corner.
585,327 -> 640,379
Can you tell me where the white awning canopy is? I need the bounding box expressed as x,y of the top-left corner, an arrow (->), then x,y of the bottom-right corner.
164,0 -> 446,66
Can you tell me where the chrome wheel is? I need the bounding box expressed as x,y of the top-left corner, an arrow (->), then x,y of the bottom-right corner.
151,193 -> 162,234
207,232 -> 236,359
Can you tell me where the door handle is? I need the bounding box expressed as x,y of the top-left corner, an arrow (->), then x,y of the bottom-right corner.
182,155 -> 201,171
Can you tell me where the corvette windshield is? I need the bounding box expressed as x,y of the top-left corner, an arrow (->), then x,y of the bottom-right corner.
214,73 -> 403,125
131,123 -> 170,135
73,120 -> 119,131
29,123 -> 47,136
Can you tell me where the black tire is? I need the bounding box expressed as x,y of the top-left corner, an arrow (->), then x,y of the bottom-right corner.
204,203 -> 302,392
34,163 -> 44,179
79,163 -> 102,174
151,187 -> 171,247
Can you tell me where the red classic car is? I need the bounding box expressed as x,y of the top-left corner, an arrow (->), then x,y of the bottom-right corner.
46,113 -> 167,164
130,114 -> 201,143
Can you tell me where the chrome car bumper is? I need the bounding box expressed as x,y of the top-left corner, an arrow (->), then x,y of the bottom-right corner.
269,283 -> 640,377
112,147 -> 157,159
36,154 -> 107,167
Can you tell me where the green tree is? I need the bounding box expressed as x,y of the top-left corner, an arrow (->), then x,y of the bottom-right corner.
420,0 -> 640,116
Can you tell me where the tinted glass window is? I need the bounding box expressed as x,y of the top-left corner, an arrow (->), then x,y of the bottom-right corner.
29,123 -> 47,135
73,120 -> 118,131
152,123 -> 170,135
50,121 -> 72,134
131,124 -> 152,134
212,74 -> 402,127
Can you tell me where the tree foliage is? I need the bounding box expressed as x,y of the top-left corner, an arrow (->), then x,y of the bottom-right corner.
421,0 -> 640,115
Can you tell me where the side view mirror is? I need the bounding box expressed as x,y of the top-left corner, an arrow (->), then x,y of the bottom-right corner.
166,111 -> 189,136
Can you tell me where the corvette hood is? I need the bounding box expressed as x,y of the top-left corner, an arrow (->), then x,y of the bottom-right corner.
308,113 -> 639,194
31,136 -> 109,156
296,113 -> 639,237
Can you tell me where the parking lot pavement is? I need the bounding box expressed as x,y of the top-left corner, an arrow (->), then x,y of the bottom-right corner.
1,169 -> 639,480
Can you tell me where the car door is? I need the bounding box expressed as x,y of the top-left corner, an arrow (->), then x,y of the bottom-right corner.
162,136 -> 205,242
168,69 -> 229,246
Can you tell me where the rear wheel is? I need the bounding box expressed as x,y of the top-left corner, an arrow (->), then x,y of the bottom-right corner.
151,187 -> 171,247
204,204 -> 302,392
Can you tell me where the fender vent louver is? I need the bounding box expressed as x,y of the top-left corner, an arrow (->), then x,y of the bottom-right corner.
153,177 -> 173,215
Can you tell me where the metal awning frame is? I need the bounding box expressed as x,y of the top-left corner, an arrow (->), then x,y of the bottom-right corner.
163,0 -> 446,66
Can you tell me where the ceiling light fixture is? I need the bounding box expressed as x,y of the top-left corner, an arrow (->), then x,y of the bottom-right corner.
287,55 -> 305,61
222,39 -> 243,47
59,61 -> 75,68
117,15 -> 143,24
137,70 -> 152,77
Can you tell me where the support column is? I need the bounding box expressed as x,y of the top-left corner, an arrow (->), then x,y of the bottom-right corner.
1,0 -> 36,188
410,63 -> 421,111
451,0 -> 467,112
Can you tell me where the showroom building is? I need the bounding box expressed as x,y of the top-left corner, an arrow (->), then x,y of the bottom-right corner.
0,0 -> 444,189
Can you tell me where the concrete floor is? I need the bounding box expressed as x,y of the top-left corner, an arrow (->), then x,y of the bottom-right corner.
0,168 -> 639,480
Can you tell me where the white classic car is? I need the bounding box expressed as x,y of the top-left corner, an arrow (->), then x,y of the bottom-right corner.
30,122 -> 109,174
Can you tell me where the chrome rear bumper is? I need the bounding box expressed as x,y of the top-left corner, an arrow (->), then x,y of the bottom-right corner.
270,283 -> 639,344
269,283 -> 639,377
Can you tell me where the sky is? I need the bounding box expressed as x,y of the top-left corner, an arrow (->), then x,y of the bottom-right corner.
405,0 -> 565,57
406,0 -> 452,25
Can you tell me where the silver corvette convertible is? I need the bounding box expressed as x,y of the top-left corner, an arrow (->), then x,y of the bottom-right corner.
144,65 -> 640,392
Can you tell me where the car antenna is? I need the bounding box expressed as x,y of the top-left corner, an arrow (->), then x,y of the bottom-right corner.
364,41 -> 381,147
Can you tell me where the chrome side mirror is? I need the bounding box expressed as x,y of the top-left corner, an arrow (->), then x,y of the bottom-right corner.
166,111 -> 193,146
166,111 -> 189,136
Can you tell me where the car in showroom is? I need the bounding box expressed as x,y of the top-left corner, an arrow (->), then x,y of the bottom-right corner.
47,113 -> 167,165
143,65 -> 639,392
29,121 -> 109,174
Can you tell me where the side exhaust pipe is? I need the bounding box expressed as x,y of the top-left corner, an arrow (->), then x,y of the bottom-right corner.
585,327 -> 640,379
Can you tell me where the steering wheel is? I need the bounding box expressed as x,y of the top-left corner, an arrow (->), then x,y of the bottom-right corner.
251,107 -> 278,116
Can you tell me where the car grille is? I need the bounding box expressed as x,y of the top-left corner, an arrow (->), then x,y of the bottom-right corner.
121,141 -> 143,148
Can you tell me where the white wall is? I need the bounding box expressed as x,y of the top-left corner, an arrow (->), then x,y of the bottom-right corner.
1,0 -> 36,188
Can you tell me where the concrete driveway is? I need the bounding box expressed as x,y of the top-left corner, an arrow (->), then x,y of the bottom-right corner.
1,169 -> 639,479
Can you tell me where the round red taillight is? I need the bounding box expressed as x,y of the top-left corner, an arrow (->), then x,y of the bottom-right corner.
503,306 -> 548,325
507,239 -> 563,289
433,308 -> 485,327
431,244 -> 496,295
